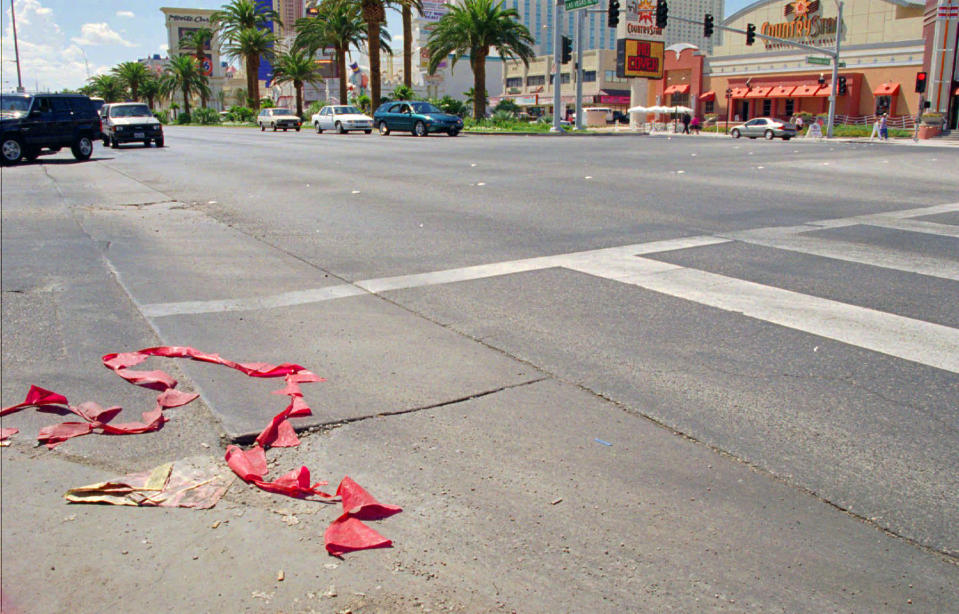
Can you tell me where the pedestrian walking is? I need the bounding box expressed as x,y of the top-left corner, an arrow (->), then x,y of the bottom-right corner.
869,116 -> 880,140
681,112 -> 691,134
795,114 -> 804,134
690,115 -> 701,134
880,113 -> 888,140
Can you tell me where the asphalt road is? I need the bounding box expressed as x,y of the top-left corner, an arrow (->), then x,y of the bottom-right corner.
2,127 -> 957,612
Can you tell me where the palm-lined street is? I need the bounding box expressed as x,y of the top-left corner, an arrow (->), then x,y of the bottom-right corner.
1,129 -> 957,611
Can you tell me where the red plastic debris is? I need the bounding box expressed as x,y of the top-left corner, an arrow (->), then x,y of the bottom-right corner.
1,427 -> 20,443
325,513 -> 392,556
1,385 -> 69,416
337,476 -> 403,520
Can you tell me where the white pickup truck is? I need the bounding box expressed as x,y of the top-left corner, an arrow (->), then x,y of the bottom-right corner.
311,105 -> 374,134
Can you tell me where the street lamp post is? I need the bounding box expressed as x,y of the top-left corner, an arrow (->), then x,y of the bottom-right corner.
825,0 -> 844,138
10,0 -> 25,92
725,88 -> 732,134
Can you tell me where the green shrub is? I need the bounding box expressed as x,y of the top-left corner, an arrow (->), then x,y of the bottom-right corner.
921,112 -> 943,126
491,110 -> 515,125
259,98 -> 274,108
355,94 -> 371,114
226,106 -> 256,123
391,85 -> 416,101
433,96 -> 467,117
153,109 -> 170,124
176,111 -> 192,125
306,101 -> 323,117
493,98 -> 520,115
192,107 -> 220,125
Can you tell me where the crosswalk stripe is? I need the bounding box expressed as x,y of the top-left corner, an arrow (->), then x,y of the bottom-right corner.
563,253 -> 959,374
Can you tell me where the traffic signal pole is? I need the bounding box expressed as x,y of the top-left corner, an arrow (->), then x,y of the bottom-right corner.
551,0 -> 564,132
826,1 -> 844,137
575,10 -> 585,130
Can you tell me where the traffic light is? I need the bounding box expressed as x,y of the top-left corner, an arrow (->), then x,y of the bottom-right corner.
837,76 -> 847,95
561,36 -> 572,65
703,14 -> 714,38
608,0 -> 620,28
656,0 -> 668,29
745,23 -> 756,45
915,71 -> 927,94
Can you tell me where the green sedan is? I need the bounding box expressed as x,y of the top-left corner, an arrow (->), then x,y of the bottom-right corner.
373,101 -> 464,137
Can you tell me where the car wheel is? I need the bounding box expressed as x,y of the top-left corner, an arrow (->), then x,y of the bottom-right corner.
71,135 -> 94,161
143,140 -> 151,147
364,129 -> 372,134
764,129 -> 775,140
272,123 -> 277,132
448,128 -> 460,137
782,136 -> 791,141
295,126 -> 300,132
110,137 -> 118,148
413,121 -> 427,137
731,129 -> 741,139
1,135 -> 23,165
155,138 -> 164,147
336,122 -> 346,134
378,121 -> 390,136
314,122 -> 323,134
260,123 -> 265,131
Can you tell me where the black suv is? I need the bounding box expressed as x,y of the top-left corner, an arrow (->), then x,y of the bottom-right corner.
1,93 -> 101,165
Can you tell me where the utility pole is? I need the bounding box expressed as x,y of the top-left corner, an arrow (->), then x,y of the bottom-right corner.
825,1 -> 843,137
551,0 -> 564,132
10,0 -> 25,92
575,10 -> 584,130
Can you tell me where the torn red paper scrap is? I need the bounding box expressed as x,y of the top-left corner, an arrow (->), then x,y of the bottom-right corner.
337,476 -> 402,520
255,401 -> 311,448
0,427 -> 19,445
325,513 -> 393,556
225,444 -> 268,481
256,466 -> 333,499
156,388 -> 199,408
1,385 -> 69,416
65,456 -> 233,508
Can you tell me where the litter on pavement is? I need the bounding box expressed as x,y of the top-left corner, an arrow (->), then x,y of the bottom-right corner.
65,455 -> 233,508
2,345 -> 402,556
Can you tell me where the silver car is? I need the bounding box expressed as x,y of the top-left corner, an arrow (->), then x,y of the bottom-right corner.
311,105 -> 373,134
730,117 -> 797,140
257,108 -> 302,132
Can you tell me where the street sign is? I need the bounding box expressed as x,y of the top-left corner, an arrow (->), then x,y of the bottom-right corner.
565,0 -> 599,11
806,56 -> 846,67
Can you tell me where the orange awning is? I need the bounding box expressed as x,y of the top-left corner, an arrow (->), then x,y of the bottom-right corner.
699,90 -> 716,102
768,85 -> 796,98
814,84 -> 833,97
729,87 -> 750,98
663,83 -> 690,95
955,86 -> 959,95
873,82 -> 900,96
745,86 -> 774,98
793,84 -> 820,97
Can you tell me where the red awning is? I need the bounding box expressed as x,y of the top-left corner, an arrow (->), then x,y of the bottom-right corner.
699,90 -> 716,102
814,84 -> 833,97
745,86 -> 774,99
729,87 -> 750,98
768,85 -> 796,98
663,83 -> 690,95
873,82 -> 900,96
793,84 -> 820,97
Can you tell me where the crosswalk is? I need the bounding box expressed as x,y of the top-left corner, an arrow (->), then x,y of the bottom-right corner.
140,202 -> 959,373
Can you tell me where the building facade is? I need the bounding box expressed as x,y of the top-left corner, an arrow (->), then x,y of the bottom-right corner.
160,7 -> 228,107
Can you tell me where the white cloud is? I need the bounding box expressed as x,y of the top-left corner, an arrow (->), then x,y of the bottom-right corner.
116,11 -> 134,18
72,22 -> 136,48
1,0 -> 90,90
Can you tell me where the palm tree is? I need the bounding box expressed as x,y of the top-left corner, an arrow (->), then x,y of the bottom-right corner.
359,0 -> 387,110
112,61 -> 151,101
86,74 -> 127,102
426,0 -> 534,119
180,27 -> 215,108
212,0 -> 281,110
399,0 -> 424,89
295,0 -> 378,105
271,47 -> 324,117
161,55 -> 211,117
139,74 -> 162,110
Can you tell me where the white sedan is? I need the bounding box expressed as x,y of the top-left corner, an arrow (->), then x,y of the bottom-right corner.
312,105 -> 373,134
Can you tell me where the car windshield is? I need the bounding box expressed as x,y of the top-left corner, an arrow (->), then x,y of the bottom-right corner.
110,105 -> 153,118
411,102 -> 442,114
273,108 -> 294,115
1,95 -> 33,114
334,106 -> 361,114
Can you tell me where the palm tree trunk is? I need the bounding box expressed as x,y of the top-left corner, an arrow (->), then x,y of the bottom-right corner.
248,53 -> 261,109
295,81 -> 303,117
403,3 -> 412,89
472,51 -> 487,120
368,20 -> 382,110
182,86 -> 191,116
337,46 -> 348,103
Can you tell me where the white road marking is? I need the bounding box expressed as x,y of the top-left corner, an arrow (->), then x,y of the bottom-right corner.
563,254 -> 959,374
136,203 -> 959,373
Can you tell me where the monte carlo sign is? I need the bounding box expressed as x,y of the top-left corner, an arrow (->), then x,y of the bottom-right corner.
761,0 -> 839,49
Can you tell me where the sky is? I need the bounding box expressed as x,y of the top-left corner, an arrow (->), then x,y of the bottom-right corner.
1,0 -> 755,92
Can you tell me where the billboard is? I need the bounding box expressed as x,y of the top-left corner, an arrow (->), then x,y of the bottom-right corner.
421,1 -> 450,22
615,39 -> 664,79
255,0 -> 274,82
